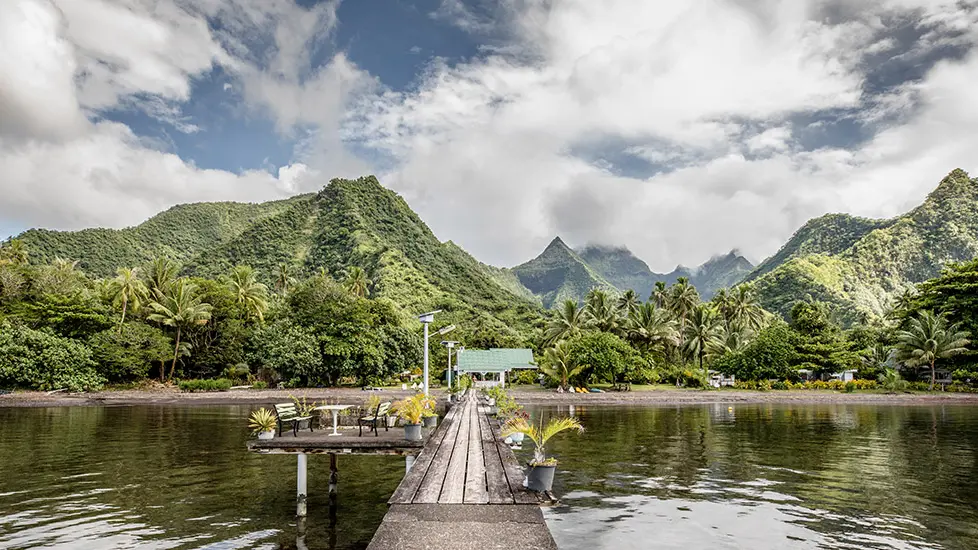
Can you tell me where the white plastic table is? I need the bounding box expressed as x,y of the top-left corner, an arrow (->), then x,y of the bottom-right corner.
315,405 -> 353,436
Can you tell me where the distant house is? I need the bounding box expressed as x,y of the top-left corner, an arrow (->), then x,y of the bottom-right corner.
707,370 -> 735,388
455,348 -> 537,388
797,369 -> 857,382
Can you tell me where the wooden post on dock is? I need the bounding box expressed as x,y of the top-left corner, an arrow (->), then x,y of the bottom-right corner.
297,453 -> 308,517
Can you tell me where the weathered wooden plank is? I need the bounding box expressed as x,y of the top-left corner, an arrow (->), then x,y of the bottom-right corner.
463,401 -> 488,504
479,403 -> 514,503
438,398 -> 472,503
490,417 -> 538,504
413,397 -> 465,503
388,400 -> 460,504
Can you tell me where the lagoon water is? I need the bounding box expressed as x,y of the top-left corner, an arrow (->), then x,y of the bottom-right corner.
1,403 -> 976,549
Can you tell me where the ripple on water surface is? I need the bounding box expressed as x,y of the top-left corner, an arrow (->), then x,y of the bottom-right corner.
0,405 -> 403,549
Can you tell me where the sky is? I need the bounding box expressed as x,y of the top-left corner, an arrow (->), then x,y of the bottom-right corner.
1,0 -> 977,272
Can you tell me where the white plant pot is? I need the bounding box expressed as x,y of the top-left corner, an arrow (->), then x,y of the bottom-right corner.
509,431 -> 525,444
257,430 -> 275,440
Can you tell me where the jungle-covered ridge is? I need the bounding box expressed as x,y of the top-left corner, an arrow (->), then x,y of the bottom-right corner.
1,170 -> 976,393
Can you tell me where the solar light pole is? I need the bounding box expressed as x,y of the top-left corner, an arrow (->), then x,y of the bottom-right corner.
441,340 -> 458,391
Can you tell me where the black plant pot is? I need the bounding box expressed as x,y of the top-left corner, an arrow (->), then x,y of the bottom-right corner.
526,464 -> 556,492
423,415 -> 438,428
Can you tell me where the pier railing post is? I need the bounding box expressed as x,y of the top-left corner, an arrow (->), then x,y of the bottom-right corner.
297,453 -> 308,517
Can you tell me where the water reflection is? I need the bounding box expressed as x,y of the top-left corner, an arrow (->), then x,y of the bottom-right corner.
0,406 -> 402,549
525,404 -> 978,550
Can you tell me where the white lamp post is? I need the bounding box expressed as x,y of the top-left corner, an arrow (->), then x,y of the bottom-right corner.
418,311 -> 440,396
441,340 -> 458,391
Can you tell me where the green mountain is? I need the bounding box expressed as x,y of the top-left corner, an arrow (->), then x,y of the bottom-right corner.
752,169 -> 978,321
512,237 -> 618,308
577,245 -> 752,300
17,197 -> 307,275
578,245 -> 658,299
15,177 -> 541,342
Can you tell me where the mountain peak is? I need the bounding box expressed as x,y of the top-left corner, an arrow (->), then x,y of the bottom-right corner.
545,235 -> 571,251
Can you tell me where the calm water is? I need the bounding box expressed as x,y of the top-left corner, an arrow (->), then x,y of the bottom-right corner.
524,404 -> 978,550
1,404 -> 976,549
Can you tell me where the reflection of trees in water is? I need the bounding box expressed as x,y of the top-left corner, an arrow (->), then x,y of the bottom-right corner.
0,406 -> 401,550
532,403 -> 978,548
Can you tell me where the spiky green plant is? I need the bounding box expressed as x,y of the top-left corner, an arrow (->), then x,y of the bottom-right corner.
502,416 -> 584,466
878,368 -> 908,393
249,407 -> 277,434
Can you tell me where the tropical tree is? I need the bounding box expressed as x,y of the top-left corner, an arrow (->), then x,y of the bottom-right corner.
146,257 -> 180,299
895,310 -> 970,390
887,287 -> 917,320
0,239 -> 29,266
539,341 -> 583,390
147,279 -> 213,381
626,302 -> 679,354
343,266 -> 371,298
584,288 -> 619,333
684,304 -> 723,372
668,278 -> 700,343
107,267 -> 147,329
544,300 -> 587,345
878,368 -> 909,393
616,289 -> 640,317
650,281 -> 668,308
275,263 -> 296,294
225,265 -> 269,322
727,285 -> 765,331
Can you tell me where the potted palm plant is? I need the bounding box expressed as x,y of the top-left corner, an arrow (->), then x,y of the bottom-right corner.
502,416 -> 584,492
392,393 -> 427,441
249,407 -> 277,440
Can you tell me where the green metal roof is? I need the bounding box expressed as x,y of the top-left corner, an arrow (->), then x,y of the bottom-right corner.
456,348 -> 537,373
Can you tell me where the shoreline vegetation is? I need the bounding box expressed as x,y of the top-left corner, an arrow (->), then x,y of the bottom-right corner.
4,386 -> 978,408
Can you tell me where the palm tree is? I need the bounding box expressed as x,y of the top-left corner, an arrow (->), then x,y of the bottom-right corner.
584,288 -> 618,333
147,279 -> 213,382
146,257 -> 180,299
626,303 -> 679,354
108,267 -> 148,330
716,321 -> 750,354
617,289 -> 640,317
650,281 -> 669,308
684,304 -> 723,372
669,277 -> 700,347
861,343 -> 893,375
887,287 -> 917,320
275,263 -> 296,294
544,300 -> 587,345
878,368 -> 909,393
225,265 -> 269,322
727,285 -> 765,331
343,266 -> 371,297
0,239 -> 29,266
539,342 -> 583,390
895,310 -> 970,390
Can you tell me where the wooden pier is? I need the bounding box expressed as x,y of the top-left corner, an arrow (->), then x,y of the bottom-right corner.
367,394 -> 556,550
246,393 -> 556,549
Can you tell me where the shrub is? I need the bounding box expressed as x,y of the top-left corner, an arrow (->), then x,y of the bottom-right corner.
714,322 -> 797,381
252,381 -> 268,389
0,322 -> 104,392
630,365 -> 661,385
88,323 -> 171,382
511,369 -> 539,385
178,378 -> 232,392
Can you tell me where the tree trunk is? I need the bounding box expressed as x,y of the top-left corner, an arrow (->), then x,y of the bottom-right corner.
930,359 -> 936,391
119,298 -> 128,332
168,328 -> 182,382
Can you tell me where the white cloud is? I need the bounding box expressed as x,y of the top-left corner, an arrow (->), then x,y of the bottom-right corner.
0,0 -> 370,236
351,0 -> 978,269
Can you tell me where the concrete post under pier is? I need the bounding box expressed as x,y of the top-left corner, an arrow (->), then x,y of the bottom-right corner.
297,453 -> 308,517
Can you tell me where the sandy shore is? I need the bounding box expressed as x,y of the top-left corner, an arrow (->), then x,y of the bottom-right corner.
3,387 -> 977,408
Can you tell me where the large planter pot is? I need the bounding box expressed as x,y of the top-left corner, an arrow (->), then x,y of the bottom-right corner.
403,423 -> 423,441
487,398 -> 496,406
423,415 -> 438,428
257,430 -> 275,440
526,464 -> 556,492
386,416 -> 399,428
486,406 -> 498,416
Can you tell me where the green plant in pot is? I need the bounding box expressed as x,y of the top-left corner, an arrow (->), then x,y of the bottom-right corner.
502,416 -> 584,492
421,395 -> 439,428
249,407 -> 277,440
392,393 -> 430,441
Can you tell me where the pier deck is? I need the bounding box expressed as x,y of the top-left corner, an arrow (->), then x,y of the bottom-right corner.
367,394 -> 556,550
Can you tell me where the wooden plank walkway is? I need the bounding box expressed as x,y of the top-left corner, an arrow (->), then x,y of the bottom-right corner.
368,393 -> 556,550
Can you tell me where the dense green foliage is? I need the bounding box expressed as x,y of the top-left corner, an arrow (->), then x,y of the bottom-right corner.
753,169 -> 978,322
0,322 -> 103,391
